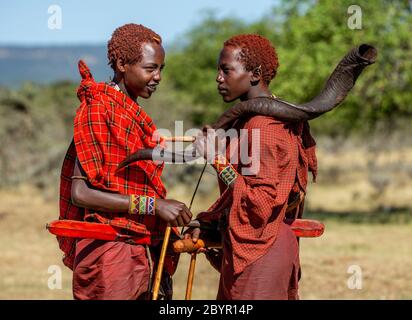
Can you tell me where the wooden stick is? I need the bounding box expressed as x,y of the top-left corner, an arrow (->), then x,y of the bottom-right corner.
185,253 -> 197,300
162,136 -> 195,142
152,225 -> 171,300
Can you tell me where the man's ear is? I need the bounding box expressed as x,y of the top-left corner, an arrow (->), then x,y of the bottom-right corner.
250,65 -> 262,85
116,58 -> 126,73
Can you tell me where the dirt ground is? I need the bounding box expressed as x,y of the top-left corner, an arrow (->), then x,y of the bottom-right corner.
0,183 -> 411,300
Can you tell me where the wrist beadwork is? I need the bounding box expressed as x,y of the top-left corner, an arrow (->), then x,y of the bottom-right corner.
212,154 -> 238,186
129,195 -> 156,215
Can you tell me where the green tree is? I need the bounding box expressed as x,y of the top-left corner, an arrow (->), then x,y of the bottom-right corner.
166,0 -> 412,134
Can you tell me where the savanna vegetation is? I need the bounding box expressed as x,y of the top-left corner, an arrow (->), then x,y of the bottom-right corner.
0,0 -> 411,299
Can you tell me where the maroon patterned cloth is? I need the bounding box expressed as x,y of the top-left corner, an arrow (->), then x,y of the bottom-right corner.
217,222 -> 300,300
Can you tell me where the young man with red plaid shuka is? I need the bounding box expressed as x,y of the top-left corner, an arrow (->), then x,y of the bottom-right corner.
58,24 -> 192,300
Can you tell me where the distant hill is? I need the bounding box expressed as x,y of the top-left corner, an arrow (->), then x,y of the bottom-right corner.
0,45 -> 112,88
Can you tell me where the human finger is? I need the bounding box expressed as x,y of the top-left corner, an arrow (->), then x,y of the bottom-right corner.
181,207 -> 192,225
175,215 -> 184,227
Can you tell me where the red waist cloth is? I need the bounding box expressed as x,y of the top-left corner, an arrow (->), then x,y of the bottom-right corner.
73,239 -> 151,300
58,61 -> 172,270
217,222 -> 300,300
198,115 -> 317,276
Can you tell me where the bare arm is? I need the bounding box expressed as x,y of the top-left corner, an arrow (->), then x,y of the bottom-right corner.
71,158 -> 193,226
71,159 -> 129,213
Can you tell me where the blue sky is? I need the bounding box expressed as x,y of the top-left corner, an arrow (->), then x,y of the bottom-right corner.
0,0 -> 278,45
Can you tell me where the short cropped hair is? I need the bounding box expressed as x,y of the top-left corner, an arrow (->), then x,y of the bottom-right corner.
224,34 -> 279,85
107,23 -> 162,70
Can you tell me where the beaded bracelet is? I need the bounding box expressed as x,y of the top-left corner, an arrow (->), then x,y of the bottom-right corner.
129,195 -> 156,215
212,154 -> 238,186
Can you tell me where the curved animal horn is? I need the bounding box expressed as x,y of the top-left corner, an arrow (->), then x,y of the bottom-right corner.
212,44 -> 377,130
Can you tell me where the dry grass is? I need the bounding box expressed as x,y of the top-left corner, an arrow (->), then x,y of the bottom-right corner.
306,141 -> 412,213
0,184 -> 411,300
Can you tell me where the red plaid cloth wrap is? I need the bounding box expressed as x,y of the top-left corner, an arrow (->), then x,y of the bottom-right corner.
58,60 -> 176,270
198,115 -> 317,275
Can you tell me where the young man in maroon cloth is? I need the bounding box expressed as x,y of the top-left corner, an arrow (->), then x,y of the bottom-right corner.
187,34 -> 318,300
58,24 -> 192,300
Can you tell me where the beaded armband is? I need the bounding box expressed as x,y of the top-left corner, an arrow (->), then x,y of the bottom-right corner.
129,195 -> 156,215
212,154 -> 238,186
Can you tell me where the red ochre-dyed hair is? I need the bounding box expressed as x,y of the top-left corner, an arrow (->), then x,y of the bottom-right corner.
224,34 -> 279,85
107,23 -> 162,71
